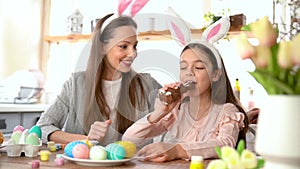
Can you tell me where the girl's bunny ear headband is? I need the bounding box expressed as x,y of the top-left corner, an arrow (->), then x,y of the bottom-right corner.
166,7 -> 230,69
100,0 -> 150,32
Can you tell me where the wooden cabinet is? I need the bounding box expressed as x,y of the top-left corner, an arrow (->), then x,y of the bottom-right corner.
0,104 -> 48,135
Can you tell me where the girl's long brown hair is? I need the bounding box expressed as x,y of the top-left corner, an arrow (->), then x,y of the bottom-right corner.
182,43 -> 249,145
83,14 -> 151,134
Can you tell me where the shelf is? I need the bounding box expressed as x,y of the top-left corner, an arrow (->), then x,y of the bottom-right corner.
44,34 -> 92,43
44,29 -> 252,43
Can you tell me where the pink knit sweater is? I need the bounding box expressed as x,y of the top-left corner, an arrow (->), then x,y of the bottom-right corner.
122,98 -> 245,159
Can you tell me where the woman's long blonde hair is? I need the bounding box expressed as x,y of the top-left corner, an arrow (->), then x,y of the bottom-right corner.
83,14 -> 151,134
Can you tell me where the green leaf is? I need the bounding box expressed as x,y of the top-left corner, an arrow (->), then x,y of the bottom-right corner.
256,158 -> 265,168
237,140 -> 245,156
215,146 -> 222,159
241,24 -> 251,31
250,69 -> 295,94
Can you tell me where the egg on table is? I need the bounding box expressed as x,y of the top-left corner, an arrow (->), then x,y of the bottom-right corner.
72,144 -> 89,159
89,146 -> 107,160
19,129 -> 29,144
13,125 -> 25,133
28,125 -> 42,139
0,131 -> 3,144
25,133 -> 40,145
11,131 -> 22,144
64,141 -> 87,158
106,143 -> 126,160
116,141 -> 137,158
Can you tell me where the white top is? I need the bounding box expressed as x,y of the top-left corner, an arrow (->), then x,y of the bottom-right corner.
102,78 -> 122,127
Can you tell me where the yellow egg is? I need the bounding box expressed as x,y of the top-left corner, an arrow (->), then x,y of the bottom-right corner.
116,141 -> 137,158
80,140 -> 94,149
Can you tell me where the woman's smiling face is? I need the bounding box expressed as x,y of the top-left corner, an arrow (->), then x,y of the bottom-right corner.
105,26 -> 138,80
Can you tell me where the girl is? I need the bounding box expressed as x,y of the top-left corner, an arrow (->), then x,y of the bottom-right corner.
123,41 -> 249,162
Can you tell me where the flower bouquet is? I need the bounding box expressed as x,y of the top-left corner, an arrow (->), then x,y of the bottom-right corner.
236,16 -> 300,95
207,140 -> 265,169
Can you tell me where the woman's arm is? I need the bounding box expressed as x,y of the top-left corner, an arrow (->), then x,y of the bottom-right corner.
48,131 -> 87,144
36,77 -> 73,143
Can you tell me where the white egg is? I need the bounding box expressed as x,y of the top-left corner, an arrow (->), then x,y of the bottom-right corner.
89,146 -> 107,160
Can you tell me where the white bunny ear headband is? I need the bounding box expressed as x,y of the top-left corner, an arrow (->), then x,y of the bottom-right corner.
100,0 -> 150,32
166,7 -> 230,69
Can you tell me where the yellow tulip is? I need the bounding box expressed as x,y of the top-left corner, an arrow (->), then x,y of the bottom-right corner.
241,149 -> 257,169
278,41 -> 293,68
226,156 -> 245,169
207,159 -> 227,169
253,46 -> 271,68
291,33 -> 300,65
221,146 -> 240,164
251,16 -> 278,47
236,33 -> 256,60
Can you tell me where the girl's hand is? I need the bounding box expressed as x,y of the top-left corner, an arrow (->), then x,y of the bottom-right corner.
247,108 -> 260,124
87,120 -> 112,141
148,83 -> 183,124
159,82 -> 182,105
137,142 -> 187,162
148,94 -> 180,124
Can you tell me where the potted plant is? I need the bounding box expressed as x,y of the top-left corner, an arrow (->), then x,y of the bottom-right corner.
235,16 -> 300,169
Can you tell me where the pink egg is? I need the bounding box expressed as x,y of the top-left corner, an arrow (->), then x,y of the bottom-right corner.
72,144 -> 89,159
13,125 -> 25,133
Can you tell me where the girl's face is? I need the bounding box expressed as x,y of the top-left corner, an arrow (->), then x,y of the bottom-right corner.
180,48 -> 214,97
105,26 -> 138,80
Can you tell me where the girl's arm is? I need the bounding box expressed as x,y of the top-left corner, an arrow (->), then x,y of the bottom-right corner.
180,107 -> 245,159
122,103 -> 177,147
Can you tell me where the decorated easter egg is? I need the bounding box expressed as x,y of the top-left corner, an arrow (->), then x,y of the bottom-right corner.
106,143 -> 126,160
29,125 -> 42,139
25,133 -> 40,145
80,140 -> 95,149
117,141 -> 137,158
90,146 -> 107,160
0,131 -> 4,144
11,131 -> 22,144
72,144 -> 89,159
64,141 -> 86,158
19,129 -> 29,144
13,125 -> 25,133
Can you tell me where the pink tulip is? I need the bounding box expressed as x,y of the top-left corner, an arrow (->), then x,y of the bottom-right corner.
251,16 -> 278,47
291,33 -> 300,65
253,46 -> 271,68
278,41 -> 293,68
236,33 -> 256,60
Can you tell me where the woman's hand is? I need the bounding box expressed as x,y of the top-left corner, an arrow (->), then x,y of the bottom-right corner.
137,142 -> 188,162
87,120 -> 112,141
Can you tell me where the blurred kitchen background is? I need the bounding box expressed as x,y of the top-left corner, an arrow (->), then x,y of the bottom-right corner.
0,0 -> 290,108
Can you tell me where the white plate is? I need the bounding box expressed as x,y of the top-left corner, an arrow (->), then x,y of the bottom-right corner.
62,155 -> 133,166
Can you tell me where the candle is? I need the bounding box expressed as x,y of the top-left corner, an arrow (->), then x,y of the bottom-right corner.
39,150 -> 51,161
55,158 -> 65,166
31,160 -> 40,168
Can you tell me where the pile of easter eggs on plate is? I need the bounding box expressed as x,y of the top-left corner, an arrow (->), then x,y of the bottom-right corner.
64,140 -> 137,160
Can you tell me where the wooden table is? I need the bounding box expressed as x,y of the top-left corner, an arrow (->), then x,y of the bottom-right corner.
0,147 -> 211,169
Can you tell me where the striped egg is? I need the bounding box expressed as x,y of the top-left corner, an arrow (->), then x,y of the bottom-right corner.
106,143 -> 126,160
64,141 -> 86,158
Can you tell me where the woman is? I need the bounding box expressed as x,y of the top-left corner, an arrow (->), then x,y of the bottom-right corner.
123,42 -> 249,162
37,14 -> 161,145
